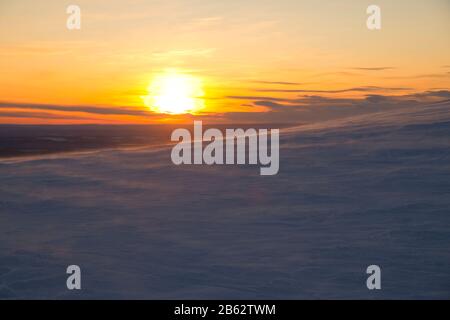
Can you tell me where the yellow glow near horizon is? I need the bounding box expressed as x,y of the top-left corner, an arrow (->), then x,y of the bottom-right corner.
143,70 -> 205,114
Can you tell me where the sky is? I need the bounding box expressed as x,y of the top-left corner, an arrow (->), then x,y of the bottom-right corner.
0,0 -> 449,124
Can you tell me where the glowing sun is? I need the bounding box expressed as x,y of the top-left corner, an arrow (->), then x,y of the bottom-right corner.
143,70 -> 205,114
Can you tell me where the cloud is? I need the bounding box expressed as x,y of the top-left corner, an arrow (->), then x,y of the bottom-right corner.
253,86 -> 413,94
253,100 -> 288,110
2,90 -> 449,125
427,90 -> 450,98
413,74 -> 450,79
0,111 -> 99,121
249,80 -> 304,86
385,73 -> 450,80
224,90 -> 450,123
365,95 -> 390,103
227,95 -> 290,102
350,67 -> 396,71
0,102 -> 156,117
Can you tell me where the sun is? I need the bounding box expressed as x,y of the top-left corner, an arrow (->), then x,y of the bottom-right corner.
143,70 -> 205,114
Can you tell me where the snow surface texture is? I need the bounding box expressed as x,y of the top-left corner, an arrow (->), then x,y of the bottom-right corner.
1,102 -> 449,299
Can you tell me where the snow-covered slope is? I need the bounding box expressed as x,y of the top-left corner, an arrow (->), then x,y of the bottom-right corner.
1,102 -> 449,299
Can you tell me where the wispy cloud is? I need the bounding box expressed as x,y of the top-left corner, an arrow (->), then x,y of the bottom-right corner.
0,102 -> 155,117
249,80 -> 304,86
385,73 -> 450,80
253,86 -> 413,94
350,67 -> 396,71
0,111 -> 100,121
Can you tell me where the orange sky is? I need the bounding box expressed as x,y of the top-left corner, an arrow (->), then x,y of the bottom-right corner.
0,0 -> 449,124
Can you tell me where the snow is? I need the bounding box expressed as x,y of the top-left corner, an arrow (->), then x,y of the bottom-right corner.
1,102 -> 449,299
